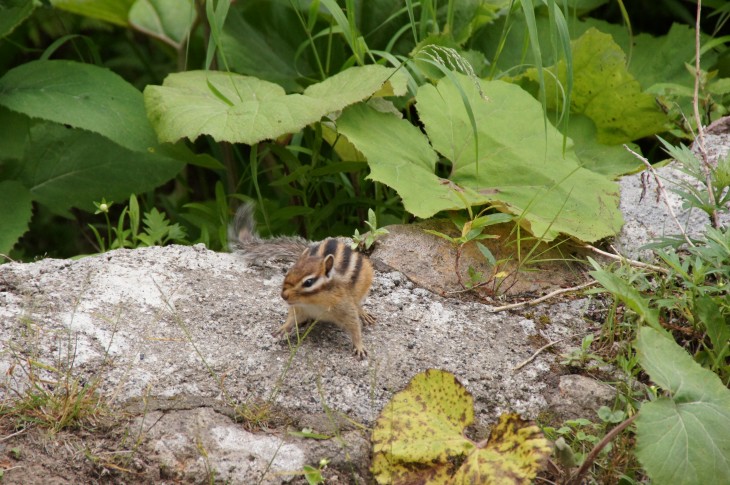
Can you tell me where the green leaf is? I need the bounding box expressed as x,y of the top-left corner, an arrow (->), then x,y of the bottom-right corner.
220,4 -> 309,91
476,241 -> 497,266
597,406 -> 625,424
17,123 -> 182,213
141,208 -> 172,244
0,106 -> 29,160
575,21 -> 712,94
635,327 -> 730,485
303,465 -> 324,485
144,65 -> 407,145
50,0 -> 135,26
0,180 -> 33,255
337,103 -> 475,219
0,60 -> 158,153
447,1 -> 501,45
522,28 -> 668,144
288,429 -> 331,440
424,229 -> 458,244
589,263 -> 662,331
128,0 -> 195,48
421,74 -> 622,242
0,0 -> 34,38
695,296 -> 730,363
564,115 -> 642,178
623,24 -> 699,93
0,59 -> 211,168
338,73 -> 622,241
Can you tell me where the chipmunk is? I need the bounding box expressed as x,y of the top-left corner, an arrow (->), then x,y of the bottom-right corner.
229,203 -> 375,359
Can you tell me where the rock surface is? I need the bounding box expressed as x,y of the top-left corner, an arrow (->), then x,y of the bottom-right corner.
0,243 -> 599,483
549,374 -> 617,421
374,220 -> 590,297
617,129 -> 730,259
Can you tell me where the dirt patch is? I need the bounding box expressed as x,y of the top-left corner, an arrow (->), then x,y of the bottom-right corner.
0,419 -> 158,484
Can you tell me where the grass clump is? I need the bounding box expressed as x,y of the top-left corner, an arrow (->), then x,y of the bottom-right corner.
0,357 -> 108,434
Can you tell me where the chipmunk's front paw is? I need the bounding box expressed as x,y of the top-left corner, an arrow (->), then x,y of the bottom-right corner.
273,320 -> 311,340
353,345 -> 368,360
360,310 -> 376,326
272,324 -> 290,340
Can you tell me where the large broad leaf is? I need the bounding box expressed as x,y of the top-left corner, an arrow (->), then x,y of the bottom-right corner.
14,122 -> 183,214
521,28 -> 668,144
336,103 -> 477,219
0,59 -> 164,153
50,0 -> 135,26
563,115 -> 642,178
128,0 -> 195,48
418,75 -> 623,241
371,369 -> 550,484
574,20 -> 713,93
635,327 -> 730,485
0,59 -> 216,168
144,65 -> 407,145
0,106 -> 29,160
0,0 -> 34,38
574,20 -> 716,124
338,74 -> 623,242
0,180 -> 33,255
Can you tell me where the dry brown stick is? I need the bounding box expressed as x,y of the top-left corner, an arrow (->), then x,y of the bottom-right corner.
567,413 -> 639,485
512,338 -> 566,372
489,280 -> 597,312
692,0 -> 720,229
584,244 -> 670,275
0,427 -> 28,442
623,145 -> 696,248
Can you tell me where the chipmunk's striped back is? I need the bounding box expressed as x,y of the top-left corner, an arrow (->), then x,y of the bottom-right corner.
306,238 -> 366,285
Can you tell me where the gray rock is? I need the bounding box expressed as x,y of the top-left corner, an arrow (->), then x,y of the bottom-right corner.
547,374 -> 617,422
137,407 -> 369,484
0,244 -> 596,482
616,130 -> 730,260
373,220 -> 590,297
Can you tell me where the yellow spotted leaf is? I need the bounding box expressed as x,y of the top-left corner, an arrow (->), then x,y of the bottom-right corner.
371,369 -> 475,484
450,414 -> 552,484
371,370 -> 551,484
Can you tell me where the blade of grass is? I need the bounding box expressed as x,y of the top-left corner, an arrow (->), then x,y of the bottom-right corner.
414,49 -> 482,174
320,0 -> 366,65
518,0 -> 548,145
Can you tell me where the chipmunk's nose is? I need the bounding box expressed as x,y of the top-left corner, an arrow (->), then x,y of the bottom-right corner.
281,288 -> 290,301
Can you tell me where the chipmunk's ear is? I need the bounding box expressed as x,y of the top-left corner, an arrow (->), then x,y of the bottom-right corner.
323,254 -> 335,277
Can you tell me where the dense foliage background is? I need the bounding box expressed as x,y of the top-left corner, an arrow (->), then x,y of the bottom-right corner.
2,0 -> 729,260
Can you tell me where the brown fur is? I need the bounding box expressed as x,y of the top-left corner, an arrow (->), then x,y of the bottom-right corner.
277,239 -> 375,359
229,204 -> 375,358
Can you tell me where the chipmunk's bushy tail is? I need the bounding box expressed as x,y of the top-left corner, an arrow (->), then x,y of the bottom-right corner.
228,203 -> 309,264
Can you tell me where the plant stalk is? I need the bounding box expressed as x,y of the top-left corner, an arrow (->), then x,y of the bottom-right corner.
567,412 -> 638,485
692,0 -> 720,228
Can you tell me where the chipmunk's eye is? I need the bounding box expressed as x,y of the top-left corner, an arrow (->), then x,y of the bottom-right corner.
303,278 -> 316,288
